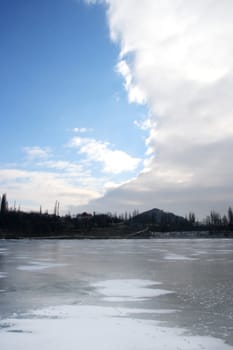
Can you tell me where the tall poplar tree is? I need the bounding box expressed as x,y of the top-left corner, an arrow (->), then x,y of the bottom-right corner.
0,194 -> 8,214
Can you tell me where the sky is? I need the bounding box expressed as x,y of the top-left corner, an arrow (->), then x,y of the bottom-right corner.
1,0 -> 233,218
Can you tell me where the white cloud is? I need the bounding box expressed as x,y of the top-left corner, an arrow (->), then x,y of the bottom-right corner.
1,136 -> 141,213
103,176 -> 137,192
133,118 -> 153,131
0,168 -> 101,213
84,0 -> 98,4
23,146 -> 51,160
3,1 -> 233,217
69,136 -> 141,174
39,160 -> 85,174
82,0 -> 233,217
116,60 -> 146,104
73,127 -> 92,133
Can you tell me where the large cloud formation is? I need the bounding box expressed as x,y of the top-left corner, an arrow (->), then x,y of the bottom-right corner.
85,0 -> 233,217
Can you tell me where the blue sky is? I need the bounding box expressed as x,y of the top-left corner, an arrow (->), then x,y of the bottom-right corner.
0,0 -> 149,212
0,0 -> 146,155
1,0 -> 233,217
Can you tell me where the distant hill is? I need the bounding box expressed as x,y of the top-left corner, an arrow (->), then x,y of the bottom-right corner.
131,208 -> 187,226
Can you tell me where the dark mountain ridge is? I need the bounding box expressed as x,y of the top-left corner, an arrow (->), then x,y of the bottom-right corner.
132,207 -> 187,225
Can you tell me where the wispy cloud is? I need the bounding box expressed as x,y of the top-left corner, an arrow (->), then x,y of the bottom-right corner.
68,136 -> 141,174
73,127 -> 92,133
133,118 -> 153,131
0,168 -> 101,212
23,146 -> 51,160
83,0 -> 98,4
1,132 -> 142,212
116,60 -> 146,104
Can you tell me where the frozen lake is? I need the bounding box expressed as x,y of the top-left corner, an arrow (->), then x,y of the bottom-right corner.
0,239 -> 233,349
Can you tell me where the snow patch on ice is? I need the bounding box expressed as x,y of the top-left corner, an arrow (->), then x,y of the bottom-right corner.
164,254 -> 197,261
17,261 -> 67,271
103,296 -> 149,302
1,304 -> 233,350
93,279 -> 173,301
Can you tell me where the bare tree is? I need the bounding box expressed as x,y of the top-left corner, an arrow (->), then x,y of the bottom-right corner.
228,207 -> 233,225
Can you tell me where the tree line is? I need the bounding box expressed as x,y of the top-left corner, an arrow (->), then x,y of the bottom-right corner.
0,193 -> 233,238
185,208 -> 233,227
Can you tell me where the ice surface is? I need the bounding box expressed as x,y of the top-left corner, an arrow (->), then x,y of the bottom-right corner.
0,248 -> 8,255
1,304 -> 233,350
0,272 -> 7,278
1,239 -> 233,349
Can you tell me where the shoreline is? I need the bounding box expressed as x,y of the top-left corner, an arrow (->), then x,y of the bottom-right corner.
1,230 -> 233,240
